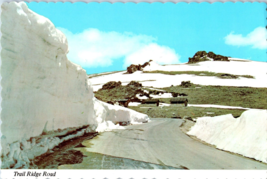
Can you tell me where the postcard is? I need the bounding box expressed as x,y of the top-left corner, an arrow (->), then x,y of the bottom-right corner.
1,0 -> 267,178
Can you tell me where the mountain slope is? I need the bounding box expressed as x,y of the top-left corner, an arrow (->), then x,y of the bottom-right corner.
89,59 -> 267,91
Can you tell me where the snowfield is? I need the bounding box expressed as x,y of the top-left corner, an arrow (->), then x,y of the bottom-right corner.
90,60 -> 267,91
187,109 -> 267,164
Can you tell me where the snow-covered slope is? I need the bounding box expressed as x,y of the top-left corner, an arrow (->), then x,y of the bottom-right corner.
1,2 -> 149,168
90,60 -> 267,91
187,110 -> 267,163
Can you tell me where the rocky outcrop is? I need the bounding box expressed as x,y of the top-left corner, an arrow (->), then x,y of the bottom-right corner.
220,73 -> 238,79
171,92 -> 179,97
127,81 -> 143,87
127,64 -> 142,73
126,60 -> 153,74
101,81 -> 122,90
180,81 -> 193,88
107,101 -> 114,105
149,90 -> 165,95
128,96 -> 142,103
188,51 -> 229,64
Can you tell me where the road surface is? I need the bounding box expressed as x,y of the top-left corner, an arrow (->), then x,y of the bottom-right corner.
61,118 -> 267,169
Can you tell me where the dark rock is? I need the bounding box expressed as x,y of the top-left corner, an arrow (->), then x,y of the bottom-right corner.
180,81 -> 193,88
101,81 -> 122,90
107,101 -> 114,105
214,55 -> 229,61
171,92 -> 179,97
128,97 -> 142,103
141,62 -> 150,68
127,64 -> 142,74
179,93 -> 188,96
127,81 -> 142,87
188,51 -> 229,64
117,121 -> 130,126
117,99 -> 130,107
135,89 -> 150,98
193,51 -> 207,58
95,96 -> 103,101
220,73 -> 238,79
183,116 -> 193,121
207,51 -> 216,59
126,60 -> 152,74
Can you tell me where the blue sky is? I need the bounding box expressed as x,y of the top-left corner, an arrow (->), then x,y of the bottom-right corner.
27,2 -> 266,74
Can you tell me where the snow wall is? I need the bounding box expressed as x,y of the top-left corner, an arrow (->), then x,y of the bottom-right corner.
188,109 -> 267,164
1,2 -> 149,168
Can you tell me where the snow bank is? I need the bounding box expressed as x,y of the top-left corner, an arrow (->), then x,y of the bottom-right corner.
93,99 -> 149,132
1,2 -> 149,168
188,110 -> 267,163
1,2 -> 95,144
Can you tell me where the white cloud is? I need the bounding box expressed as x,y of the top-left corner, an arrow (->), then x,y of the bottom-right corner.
58,28 -> 180,68
225,27 -> 267,49
123,43 -> 180,68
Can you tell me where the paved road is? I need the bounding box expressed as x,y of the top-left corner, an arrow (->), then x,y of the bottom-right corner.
65,119 -> 267,169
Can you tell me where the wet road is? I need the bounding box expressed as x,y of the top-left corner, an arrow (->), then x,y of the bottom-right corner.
60,118 -> 267,169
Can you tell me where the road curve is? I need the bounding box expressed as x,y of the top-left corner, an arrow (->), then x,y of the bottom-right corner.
72,119 -> 267,169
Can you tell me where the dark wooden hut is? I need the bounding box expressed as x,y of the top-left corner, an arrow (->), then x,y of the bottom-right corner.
170,98 -> 188,106
141,99 -> 159,106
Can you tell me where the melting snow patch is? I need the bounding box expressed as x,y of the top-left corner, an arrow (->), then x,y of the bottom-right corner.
159,103 -> 171,108
128,102 -> 141,106
187,109 -> 267,163
136,94 -> 149,99
150,93 -> 173,98
188,104 -> 251,110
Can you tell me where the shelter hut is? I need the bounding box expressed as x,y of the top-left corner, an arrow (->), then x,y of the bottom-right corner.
117,99 -> 129,107
170,98 -> 188,106
141,99 -> 159,106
